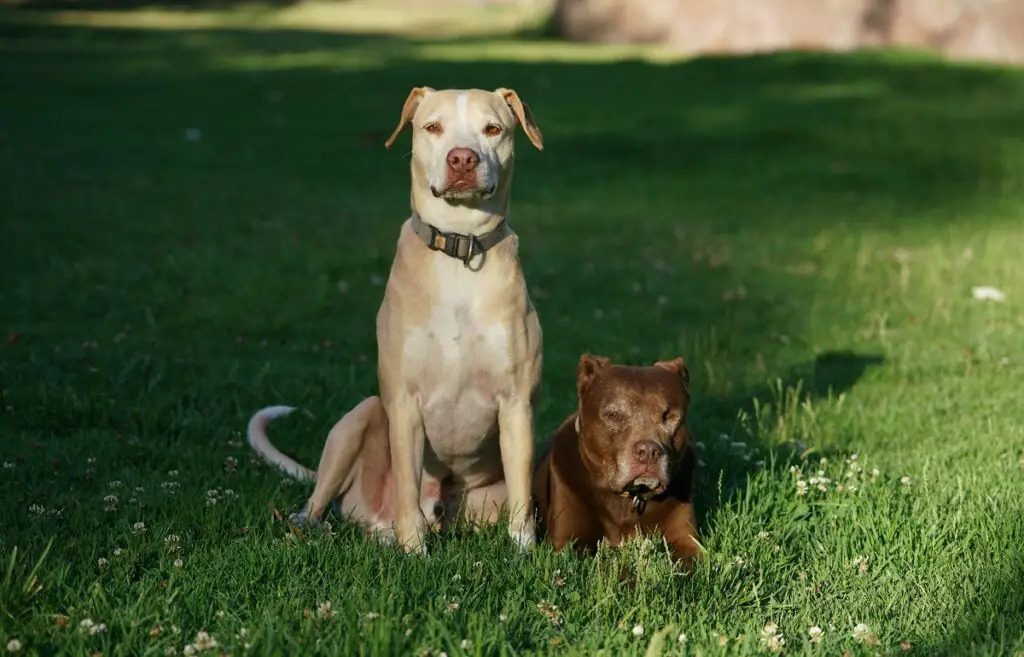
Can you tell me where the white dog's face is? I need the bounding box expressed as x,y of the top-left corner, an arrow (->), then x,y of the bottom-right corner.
385,87 -> 544,202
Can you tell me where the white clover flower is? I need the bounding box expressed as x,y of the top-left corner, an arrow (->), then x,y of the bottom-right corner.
97,557 -> 108,567
133,521 -> 146,534
808,626 -> 823,644
6,638 -> 23,653
852,623 -> 878,644
900,476 -> 912,486
173,558 -> 184,568
764,634 -> 785,652
80,619 -> 107,636
192,631 -> 217,650
631,624 -> 644,637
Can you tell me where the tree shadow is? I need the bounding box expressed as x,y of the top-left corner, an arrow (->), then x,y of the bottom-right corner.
687,350 -> 885,522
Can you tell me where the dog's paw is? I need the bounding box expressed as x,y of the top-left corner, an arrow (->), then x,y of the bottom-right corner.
403,540 -> 428,557
288,507 -> 321,529
395,520 -> 428,556
367,523 -> 397,546
509,523 -> 536,552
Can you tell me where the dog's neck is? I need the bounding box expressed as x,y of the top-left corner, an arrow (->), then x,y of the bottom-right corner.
409,174 -> 511,236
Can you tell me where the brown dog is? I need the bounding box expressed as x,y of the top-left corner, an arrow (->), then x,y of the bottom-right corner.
533,354 -> 700,565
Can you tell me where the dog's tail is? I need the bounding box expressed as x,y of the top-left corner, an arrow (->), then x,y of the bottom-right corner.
246,405 -> 316,483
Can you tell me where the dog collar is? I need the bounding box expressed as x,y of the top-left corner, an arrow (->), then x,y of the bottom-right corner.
409,211 -> 511,268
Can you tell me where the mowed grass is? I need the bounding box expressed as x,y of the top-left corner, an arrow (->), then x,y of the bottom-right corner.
2,3 -> 1024,655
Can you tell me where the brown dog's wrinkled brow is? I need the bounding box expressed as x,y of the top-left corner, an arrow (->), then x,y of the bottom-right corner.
495,87 -> 544,151
384,86 -> 435,149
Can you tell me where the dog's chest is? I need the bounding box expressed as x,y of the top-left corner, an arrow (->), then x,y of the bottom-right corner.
402,269 -> 514,455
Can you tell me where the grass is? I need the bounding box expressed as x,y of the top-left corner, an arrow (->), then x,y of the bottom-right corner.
2,2 -> 1024,655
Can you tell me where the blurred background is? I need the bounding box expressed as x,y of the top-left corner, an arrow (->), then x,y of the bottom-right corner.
2,0 -> 1022,65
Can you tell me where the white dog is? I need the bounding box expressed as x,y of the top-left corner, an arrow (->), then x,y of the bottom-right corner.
248,87 -> 545,553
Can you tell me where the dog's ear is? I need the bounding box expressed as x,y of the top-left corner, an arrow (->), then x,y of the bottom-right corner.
654,357 -> 690,390
577,353 -> 611,400
495,88 -> 544,151
385,86 -> 434,149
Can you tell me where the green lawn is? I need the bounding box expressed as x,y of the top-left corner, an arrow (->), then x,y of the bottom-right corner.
2,3 -> 1024,655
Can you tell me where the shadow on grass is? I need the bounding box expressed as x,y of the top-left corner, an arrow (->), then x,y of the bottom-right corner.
1,13 -> 1022,653
688,351 -> 885,525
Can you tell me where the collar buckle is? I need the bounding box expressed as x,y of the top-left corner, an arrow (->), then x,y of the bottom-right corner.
427,225 -> 479,267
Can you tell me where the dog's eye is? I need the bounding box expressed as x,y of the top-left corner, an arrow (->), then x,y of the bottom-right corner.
602,409 -> 625,424
423,122 -> 443,135
662,408 -> 680,426
483,123 -> 502,137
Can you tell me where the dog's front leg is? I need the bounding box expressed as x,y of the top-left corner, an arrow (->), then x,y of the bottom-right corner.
498,398 -> 536,551
387,395 -> 427,554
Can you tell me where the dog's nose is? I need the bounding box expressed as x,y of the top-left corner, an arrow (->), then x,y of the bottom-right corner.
446,147 -> 479,173
632,440 -> 665,465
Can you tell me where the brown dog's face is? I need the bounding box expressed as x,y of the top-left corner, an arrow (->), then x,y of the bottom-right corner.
574,354 -> 691,501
